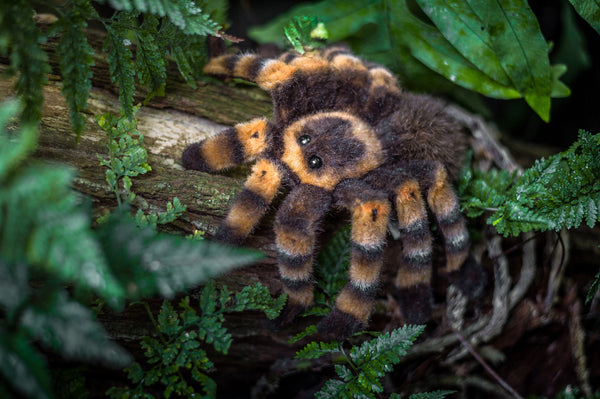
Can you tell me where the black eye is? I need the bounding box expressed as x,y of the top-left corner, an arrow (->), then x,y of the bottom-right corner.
298,135 -> 311,145
308,155 -> 322,169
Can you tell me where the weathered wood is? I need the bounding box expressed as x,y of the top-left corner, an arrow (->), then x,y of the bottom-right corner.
3,22 -> 597,398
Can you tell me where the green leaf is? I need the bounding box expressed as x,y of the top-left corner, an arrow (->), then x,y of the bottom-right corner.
96,210 -> 264,299
53,0 -> 97,137
588,270 -> 600,304
136,14 -> 167,101
461,130 -> 600,236
408,390 -> 457,399
98,0 -> 222,36
288,324 -> 318,344
393,0 -> 520,100
0,329 -> 52,399
249,0 -> 568,120
568,0 -> 600,35
230,282 -> 286,319
104,19 -> 136,119
0,100 -> 37,180
0,0 -> 50,124
20,291 -> 131,367
466,0 -> 552,121
284,16 -> 326,54
295,341 -> 340,360
0,159 -> 126,306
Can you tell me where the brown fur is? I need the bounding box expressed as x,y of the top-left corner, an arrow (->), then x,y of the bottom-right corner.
350,200 -> 390,246
396,266 -> 432,288
335,289 -> 372,323
236,118 -> 269,159
202,134 -> 236,170
244,159 -> 281,202
184,46 -> 481,338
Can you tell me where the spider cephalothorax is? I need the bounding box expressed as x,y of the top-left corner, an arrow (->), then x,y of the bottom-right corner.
182,45 -> 479,337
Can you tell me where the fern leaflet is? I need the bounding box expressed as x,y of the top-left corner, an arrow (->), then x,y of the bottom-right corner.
0,0 -> 50,124
296,325 -> 425,398
98,0 -> 222,36
460,130 -> 600,236
51,0 -> 97,137
103,13 -> 137,119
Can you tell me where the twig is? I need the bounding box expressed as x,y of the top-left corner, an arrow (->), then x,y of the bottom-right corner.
567,284 -> 592,397
454,330 -> 524,399
544,230 -> 570,312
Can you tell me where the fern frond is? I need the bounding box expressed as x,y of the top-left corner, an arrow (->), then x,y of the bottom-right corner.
135,14 -> 167,101
461,130 -> 600,237
311,325 -> 425,398
587,269 -> 600,304
295,341 -> 341,360
158,19 -> 208,89
0,0 -> 50,124
99,0 -> 222,36
0,101 -> 37,180
52,0 -> 97,137
315,225 -> 351,303
103,14 -> 136,119
406,390 -> 456,399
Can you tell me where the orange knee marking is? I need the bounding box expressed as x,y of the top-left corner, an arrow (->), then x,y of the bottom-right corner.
396,181 -> 427,227
336,289 -> 372,323
256,60 -> 297,90
236,118 -> 268,159
202,135 -> 235,170
427,167 -> 457,216
244,159 -> 281,202
351,200 -> 390,245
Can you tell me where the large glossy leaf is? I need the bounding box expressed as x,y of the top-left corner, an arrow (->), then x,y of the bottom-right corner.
568,0 -> 600,34
248,0 -> 390,56
467,0 -> 553,121
388,0 -> 522,99
248,0 -> 570,121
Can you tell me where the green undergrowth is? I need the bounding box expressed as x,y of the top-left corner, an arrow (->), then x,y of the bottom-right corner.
0,100 -> 262,399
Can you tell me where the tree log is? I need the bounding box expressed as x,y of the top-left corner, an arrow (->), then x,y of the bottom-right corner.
2,23 -> 598,398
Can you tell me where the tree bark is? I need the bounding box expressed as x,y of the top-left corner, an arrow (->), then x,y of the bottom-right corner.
2,23 -> 598,399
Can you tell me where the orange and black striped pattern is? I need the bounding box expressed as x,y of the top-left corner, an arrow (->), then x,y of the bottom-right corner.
183,45 -> 482,338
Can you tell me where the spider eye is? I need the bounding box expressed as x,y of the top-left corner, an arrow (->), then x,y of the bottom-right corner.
308,155 -> 323,169
298,135 -> 311,145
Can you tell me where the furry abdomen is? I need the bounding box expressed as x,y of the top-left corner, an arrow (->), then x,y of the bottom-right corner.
376,93 -> 467,180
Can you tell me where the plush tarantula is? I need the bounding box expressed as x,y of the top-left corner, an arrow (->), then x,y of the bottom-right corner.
182,45 -> 477,337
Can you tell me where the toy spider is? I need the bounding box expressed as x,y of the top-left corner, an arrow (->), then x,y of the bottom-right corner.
182,45 -> 477,337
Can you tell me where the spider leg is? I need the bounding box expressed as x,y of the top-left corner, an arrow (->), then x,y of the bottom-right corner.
274,184 -> 332,309
318,180 -> 391,338
394,178 -> 435,324
425,163 -> 470,275
182,118 -> 270,173
215,158 -> 283,244
204,53 -> 311,91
